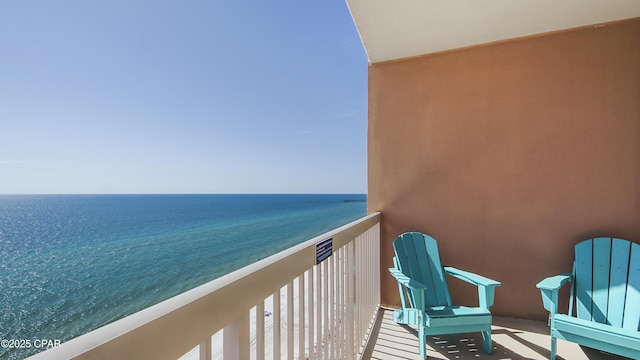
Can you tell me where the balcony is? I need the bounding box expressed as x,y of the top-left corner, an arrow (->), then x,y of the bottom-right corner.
27,211 -> 628,360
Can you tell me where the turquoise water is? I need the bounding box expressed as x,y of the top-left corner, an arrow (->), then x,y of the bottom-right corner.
0,194 -> 367,359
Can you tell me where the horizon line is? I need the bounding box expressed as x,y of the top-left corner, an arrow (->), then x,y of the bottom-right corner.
0,192 -> 368,196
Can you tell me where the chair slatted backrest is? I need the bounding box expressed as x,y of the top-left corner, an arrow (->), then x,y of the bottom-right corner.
573,237 -> 640,330
393,232 -> 452,307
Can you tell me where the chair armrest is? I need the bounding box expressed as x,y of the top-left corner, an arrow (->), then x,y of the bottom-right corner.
536,273 -> 572,314
444,266 -> 501,308
536,274 -> 572,291
388,268 -> 428,290
444,266 -> 501,287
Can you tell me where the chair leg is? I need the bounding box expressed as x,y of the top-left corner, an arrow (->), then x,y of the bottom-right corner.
419,324 -> 427,359
550,337 -> 557,360
481,330 -> 492,354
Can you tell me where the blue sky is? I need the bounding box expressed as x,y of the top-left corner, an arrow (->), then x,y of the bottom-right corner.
0,1 -> 368,194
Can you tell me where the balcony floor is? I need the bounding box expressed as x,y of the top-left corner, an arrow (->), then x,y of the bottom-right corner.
361,307 -> 630,360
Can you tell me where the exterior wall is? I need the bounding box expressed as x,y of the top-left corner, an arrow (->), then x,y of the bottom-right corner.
369,18 -> 640,320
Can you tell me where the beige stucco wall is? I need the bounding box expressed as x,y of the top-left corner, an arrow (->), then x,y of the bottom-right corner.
368,18 -> 640,320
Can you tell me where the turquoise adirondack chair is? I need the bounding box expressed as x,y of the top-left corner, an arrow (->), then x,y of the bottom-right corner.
389,232 -> 501,359
536,237 -> 640,360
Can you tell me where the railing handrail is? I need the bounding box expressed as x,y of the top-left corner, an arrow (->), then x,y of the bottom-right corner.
28,212 -> 381,360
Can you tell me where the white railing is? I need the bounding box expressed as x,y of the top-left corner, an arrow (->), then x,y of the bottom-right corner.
28,212 -> 381,360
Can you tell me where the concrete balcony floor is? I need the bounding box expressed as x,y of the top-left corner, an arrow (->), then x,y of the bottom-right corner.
362,307 -> 630,360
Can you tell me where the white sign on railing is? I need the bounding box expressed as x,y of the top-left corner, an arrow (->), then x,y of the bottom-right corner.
315,237 -> 332,265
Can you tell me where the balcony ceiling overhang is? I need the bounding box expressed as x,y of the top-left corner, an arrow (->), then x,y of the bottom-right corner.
345,0 -> 640,63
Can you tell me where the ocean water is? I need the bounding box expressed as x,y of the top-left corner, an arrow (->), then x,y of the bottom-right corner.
0,194 -> 367,359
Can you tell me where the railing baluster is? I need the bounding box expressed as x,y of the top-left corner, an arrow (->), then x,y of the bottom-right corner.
355,235 -> 361,354
329,253 -> 338,359
273,290 -> 281,360
323,259 -> 329,360
199,337 -> 211,360
324,259 -> 329,360
223,312 -> 249,359
346,240 -> 355,358
308,268 -> 315,360
343,245 -> 347,358
363,235 -> 368,351
256,301 -> 265,360
338,252 -> 341,359
337,251 -> 342,359
287,281 -> 294,360
338,247 -> 344,359
360,235 -> 366,353
315,265 -> 322,360
298,274 -> 305,360
333,251 -> 337,360
376,223 -> 381,307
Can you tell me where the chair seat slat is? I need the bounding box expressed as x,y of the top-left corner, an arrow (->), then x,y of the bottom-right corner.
622,242 -> 640,331
574,240 -> 593,320
592,238 -> 612,324
608,239 -> 631,328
